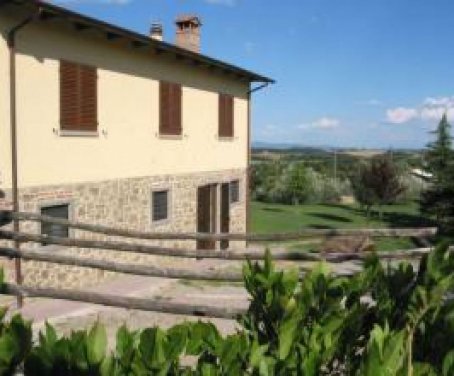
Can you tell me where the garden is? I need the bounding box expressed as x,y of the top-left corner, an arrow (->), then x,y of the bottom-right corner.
1,245 -> 454,375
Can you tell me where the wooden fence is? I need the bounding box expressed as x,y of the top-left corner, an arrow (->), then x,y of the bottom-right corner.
0,210 -> 439,319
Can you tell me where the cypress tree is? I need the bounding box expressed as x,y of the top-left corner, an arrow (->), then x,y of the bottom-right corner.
420,113 -> 454,229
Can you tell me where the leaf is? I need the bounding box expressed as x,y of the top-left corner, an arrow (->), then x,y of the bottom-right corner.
100,355 -> 114,376
413,362 -> 438,376
278,313 -> 298,360
43,322 -> 57,346
116,324 -> 136,365
443,350 -> 454,376
139,328 -> 167,369
87,321 -> 107,365
250,340 -> 268,368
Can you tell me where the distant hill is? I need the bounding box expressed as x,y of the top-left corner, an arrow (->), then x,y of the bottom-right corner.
252,142 -> 335,155
252,142 -> 422,155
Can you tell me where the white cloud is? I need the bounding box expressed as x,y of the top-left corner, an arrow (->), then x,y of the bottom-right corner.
386,107 -> 418,124
420,96 -> 454,121
386,96 -> 454,124
298,117 -> 340,130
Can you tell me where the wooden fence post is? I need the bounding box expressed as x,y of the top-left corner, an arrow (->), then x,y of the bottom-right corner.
0,210 -> 22,308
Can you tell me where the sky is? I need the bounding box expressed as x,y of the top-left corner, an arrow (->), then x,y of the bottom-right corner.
51,0 -> 454,149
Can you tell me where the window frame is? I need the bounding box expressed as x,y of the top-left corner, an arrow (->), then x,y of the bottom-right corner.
230,180 -> 240,204
39,201 -> 73,246
60,60 -> 98,134
151,189 -> 171,225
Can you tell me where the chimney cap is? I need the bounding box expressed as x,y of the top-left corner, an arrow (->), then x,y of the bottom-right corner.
150,22 -> 163,32
150,22 -> 163,41
175,14 -> 202,26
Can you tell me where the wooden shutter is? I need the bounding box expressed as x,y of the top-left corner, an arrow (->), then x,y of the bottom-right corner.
79,65 -> 98,131
60,60 -> 97,131
160,81 -> 182,135
219,94 -> 234,138
60,61 -> 79,131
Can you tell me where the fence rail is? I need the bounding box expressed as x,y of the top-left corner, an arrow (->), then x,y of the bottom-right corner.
6,210 -> 438,241
0,209 -> 440,319
4,283 -> 244,319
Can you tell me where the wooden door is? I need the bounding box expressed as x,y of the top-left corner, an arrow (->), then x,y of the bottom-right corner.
220,183 -> 230,250
197,185 -> 216,250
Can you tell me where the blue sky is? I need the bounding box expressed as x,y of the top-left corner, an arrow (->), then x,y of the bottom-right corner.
53,0 -> 454,149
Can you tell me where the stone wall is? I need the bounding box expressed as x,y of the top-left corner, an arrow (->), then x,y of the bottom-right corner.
0,169 -> 247,288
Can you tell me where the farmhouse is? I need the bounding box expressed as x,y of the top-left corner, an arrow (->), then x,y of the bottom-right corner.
0,0 -> 273,287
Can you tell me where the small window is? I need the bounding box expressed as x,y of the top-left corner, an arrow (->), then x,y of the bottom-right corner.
160,81 -> 182,136
41,204 -> 70,239
230,180 -> 240,203
219,94 -> 234,138
152,190 -> 169,222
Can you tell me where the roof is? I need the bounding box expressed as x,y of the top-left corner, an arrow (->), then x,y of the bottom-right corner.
3,0 -> 274,84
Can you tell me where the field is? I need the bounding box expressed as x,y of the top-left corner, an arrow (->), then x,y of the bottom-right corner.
250,201 -> 435,251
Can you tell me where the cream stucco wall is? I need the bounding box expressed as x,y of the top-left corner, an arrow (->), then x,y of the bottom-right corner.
0,8 -> 250,190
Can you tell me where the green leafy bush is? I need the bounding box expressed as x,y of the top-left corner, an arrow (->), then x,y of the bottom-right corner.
0,245 -> 454,374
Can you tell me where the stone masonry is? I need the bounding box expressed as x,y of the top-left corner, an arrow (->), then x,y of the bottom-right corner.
0,169 -> 247,288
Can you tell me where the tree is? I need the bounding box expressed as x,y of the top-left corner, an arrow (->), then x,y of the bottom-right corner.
425,113 -> 452,179
420,114 -> 454,228
350,154 -> 406,217
285,162 -> 309,204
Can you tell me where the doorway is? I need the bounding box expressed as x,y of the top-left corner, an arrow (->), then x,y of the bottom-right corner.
197,184 -> 217,250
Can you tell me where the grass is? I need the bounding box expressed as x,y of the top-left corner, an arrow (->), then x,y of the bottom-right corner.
251,201 -> 435,252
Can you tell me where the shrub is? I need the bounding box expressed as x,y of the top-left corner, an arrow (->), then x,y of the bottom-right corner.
1,245 -> 454,374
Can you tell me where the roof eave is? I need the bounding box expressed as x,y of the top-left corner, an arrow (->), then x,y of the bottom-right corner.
6,0 -> 274,84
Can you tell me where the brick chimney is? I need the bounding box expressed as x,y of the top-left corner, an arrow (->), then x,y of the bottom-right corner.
150,22 -> 163,42
175,15 -> 202,53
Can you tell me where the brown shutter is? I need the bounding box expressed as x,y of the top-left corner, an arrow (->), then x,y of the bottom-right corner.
160,81 -> 182,135
160,81 -> 170,134
170,83 -> 182,134
60,61 -> 79,130
60,60 -> 97,131
219,94 -> 234,137
79,64 -> 98,131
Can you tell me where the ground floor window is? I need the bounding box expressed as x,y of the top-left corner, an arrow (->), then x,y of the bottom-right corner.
152,190 -> 169,222
40,204 -> 70,239
230,180 -> 240,203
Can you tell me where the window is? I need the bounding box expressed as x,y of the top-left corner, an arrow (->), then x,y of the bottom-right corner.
60,60 -> 98,132
41,204 -> 70,239
152,190 -> 169,222
160,81 -> 182,136
219,93 -> 234,138
230,180 -> 240,203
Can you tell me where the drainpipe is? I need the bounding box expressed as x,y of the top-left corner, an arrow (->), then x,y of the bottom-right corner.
7,9 -> 41,308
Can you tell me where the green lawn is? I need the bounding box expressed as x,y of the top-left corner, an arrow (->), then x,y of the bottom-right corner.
251,201 -> 435,251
